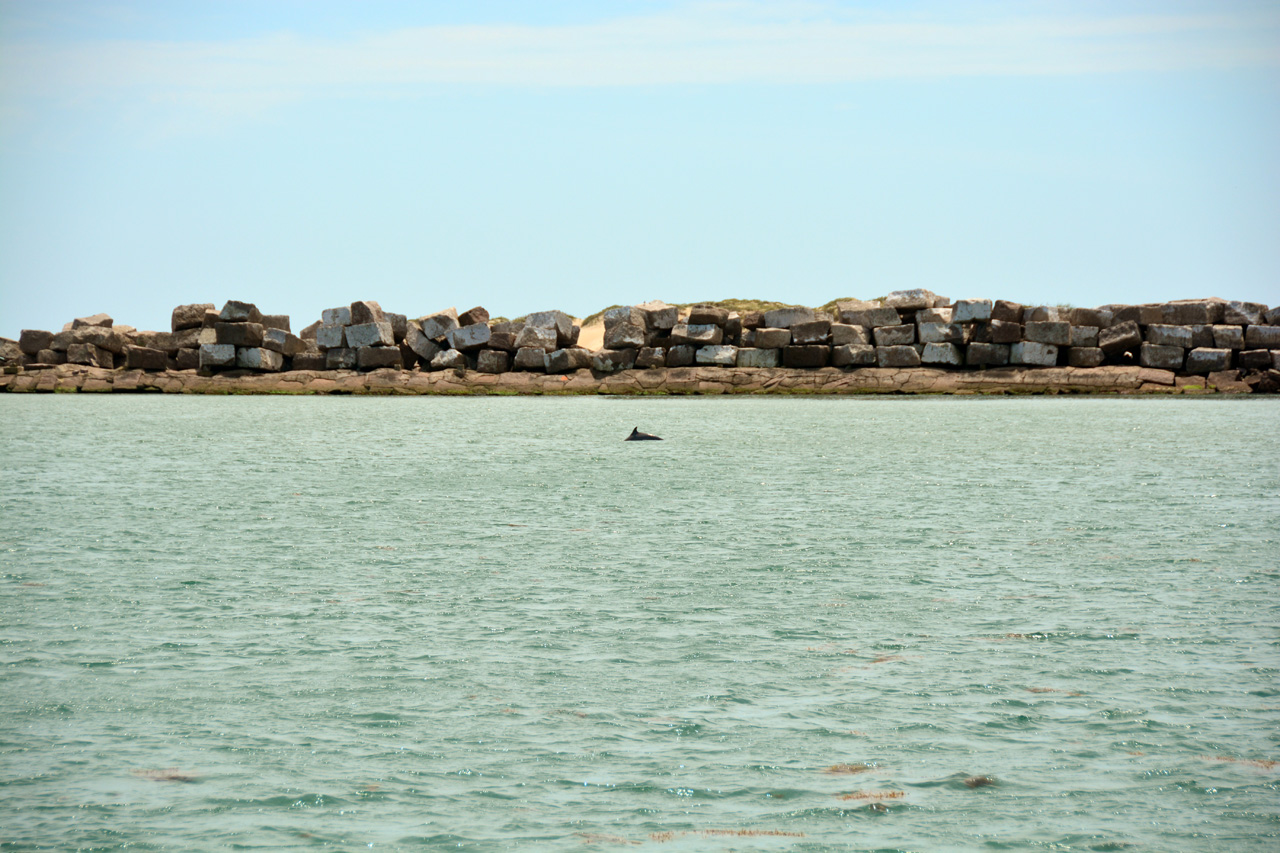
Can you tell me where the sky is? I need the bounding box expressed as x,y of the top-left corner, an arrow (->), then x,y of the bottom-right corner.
1,0 -> 1278,338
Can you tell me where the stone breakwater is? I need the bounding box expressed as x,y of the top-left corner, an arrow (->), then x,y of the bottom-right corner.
3,291 -> 1279,394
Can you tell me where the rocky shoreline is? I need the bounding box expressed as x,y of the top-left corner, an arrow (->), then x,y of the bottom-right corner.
0,362 -> 1269,395
4,291 -> 1278,395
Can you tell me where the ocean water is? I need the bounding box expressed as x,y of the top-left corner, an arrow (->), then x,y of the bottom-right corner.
1,395 -> 1277,852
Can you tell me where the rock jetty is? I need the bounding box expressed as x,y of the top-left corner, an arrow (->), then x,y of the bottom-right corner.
3,292 -> 1278,395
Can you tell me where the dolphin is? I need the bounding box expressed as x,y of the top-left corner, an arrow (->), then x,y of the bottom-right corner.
625,427 -> 662,441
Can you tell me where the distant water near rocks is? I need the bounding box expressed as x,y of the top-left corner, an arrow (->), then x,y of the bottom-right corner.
1,395 -> 1277,851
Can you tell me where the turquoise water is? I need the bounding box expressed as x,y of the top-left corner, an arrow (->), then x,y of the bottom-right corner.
1,396 -> 1277,852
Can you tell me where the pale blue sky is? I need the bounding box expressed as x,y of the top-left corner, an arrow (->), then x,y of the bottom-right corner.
2,1 -> 1278,337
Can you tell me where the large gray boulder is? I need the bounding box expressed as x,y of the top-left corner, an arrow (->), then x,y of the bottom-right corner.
783,345 -> 830,368
753,327 -> 791,348
642,303 -> 679,330
73,325 -> 126,353
124,345 -> 168,371
1185,347 -> 1231,373
260,314 -> 290,332
1024,321 -> 1070,346
545,347 -> 591,374
1212,325 -> 1244,349
835,300 -> 896,327
316,324 -> 346,350
430,349 -> 468,371
325,348 -> 358,370
695,345 -> 738,366
762,306 -> 817,329
1098,320 -> 1142,355
66,343 -> 112,367
1067,347 -> 1105,368
1069,307 -> 1111,328
1010,341 -> 1058,366
357,346 -> 403,370
635,347 -> 666,368
1245,325 -> 1280,348
18,330 -> 53,354
477,349 -> 509,373
603,322 -> 646,349
524,310 -> 574,346
876,345 -> 921,367
917,307 -> 953,323
831,344 -> 876,366
665,344 -> 695,367
72,313 -> 113,329
1237,349 -> 1272,369
199,343 -> 236,369
952,300 -> 992,323
736,347 -> 781,368
990,319 -> 1022,343
263,328 -> 309,356
322,306 -> 352,325
1222,301 -> 1266,325
790,320 -> 831,345
884,289 -> 944,311
1070,326 -> 1099,347
991,300 -> 1025,322
1145,324 -> 1193,347
830,324 -> 871,346
966,342 -> 1010,366
873,324 -> 915,347
918,322 -> 964,345
515,325 -> 557,352
236,347 -> 283,372
457,306 -> 489,327
669,323 -> 723,346
446,323 -> 492,351
688,305 -> 731,326
1161,300 -> 1223,325
216,322 -> 264,348
513,347 -> 548,371
220,301 -> 261,323
349,300 -> 385,325
418,308 -> 460,341
921,342 -> 963,366
591,348 -> 637,372
404,325 -> 441,361
172,303 -> 214,331
345,322 -> 394,349
603,306 -> 646,328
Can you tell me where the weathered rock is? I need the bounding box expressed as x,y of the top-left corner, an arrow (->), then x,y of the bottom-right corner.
316,324 -> 346,350
665,344 -> 695,367
736,347 -> 781,368
635,347 -> 666,368
590,348 -> 636,372
431,349 -> 468,371
446,322 -> 492,351
688,305 -> 730,326
790,320 -> 832,345
643,303 -> 679,330
724,314 -> 743,343
263,328 -> 309,356
386,313 -> 408,342
830,324 -> 871,346
669,323 -> 723,346
349,300 -> 385,325
72,313 -> 113,329
418,308 -> 460,341
830,344 -> 875,367
515,325 -> 558,352
884,289 -> 942,311
1010,341 -> 1058,366
966,342 -> 1010,366
1212,325 -> 1244,349
991,300 -> 1025,322
73,326 -> 127,353
458,306 -> 490,327
19,330 -> 53,354
513,347 -> 548,371
917,307 -> 954,324
124,345 -> 167,371
783,346 -> 829,368
357,345 -> 403,370
175,348 -> 200,370
603,322 -> 646,349
753,327 -> 791,348
236,347 -> 284,372
696,345 -> 738,366
345,322 -> 395,349
172,303 -> 214,331
952,299 -> 993,323
487,330 -> 518,351
201,309 -> 220,328
1189,325 -> 1214,348
546,347 -> 591,374
1024,306 -> 1063,323
1265,307 -> 1280,325
1067,307 -> 1108,328
763,306 -> 817,329
603,306 -> 645,329
405,324 -> 442,361
1238,349 -> 1273,369
873,324 -> 915,347
36,349 -> 66,365
1138,343 -> 1183,369
835,300 -> 898,327
49,331 -> 74,352
199,343 -> 236,369
322,306 -> 352,326
1222,301 -> 1266,325
1161,300 -> 1223,326
137,330 -> 177,352
990,319 -> 1022,344
1145,324 -> 1193,348
1098,320 -> 1142,355
261,314 -> 290,332
325,348 -> 357,370
1024,321 -> 1070,346
567,324 -> 581,348
220,301 -> 261,323
1067,347 -> 1105,368
967,322 -> 993,344
1070,326 -> 1099,347
876,345 -> 921,367
921,342 -> 963,366
476,349 -> 509,373
524,310 -> 574,346
291,353 -> 326,371
918,322 -> 964,345
66,343 -> 111,367
1245,325 -> 1280,348
216,322 -> 265,348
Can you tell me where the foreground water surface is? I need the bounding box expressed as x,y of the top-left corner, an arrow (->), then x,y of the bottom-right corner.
1,396 -> 1277,852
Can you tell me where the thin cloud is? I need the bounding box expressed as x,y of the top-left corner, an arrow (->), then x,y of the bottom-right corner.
3,3 -> 1277,113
